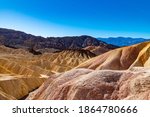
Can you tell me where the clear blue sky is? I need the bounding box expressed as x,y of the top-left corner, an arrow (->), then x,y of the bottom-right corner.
0,0 -> 150,38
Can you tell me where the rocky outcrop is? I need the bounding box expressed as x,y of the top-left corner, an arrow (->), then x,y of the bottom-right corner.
27,67 -> 150,100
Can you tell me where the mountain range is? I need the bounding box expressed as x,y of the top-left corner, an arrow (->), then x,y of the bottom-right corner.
0,28 -> 117,55
98,37 -> 150,46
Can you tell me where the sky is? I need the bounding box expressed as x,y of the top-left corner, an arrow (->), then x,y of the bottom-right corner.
0,0 -> 150,38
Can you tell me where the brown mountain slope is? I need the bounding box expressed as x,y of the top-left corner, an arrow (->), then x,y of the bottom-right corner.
0,28 -> 118,52
27,67 -> 150,100
77,41 -> 150,70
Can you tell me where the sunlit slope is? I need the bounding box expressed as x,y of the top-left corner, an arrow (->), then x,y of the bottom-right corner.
77,41 -> 150,70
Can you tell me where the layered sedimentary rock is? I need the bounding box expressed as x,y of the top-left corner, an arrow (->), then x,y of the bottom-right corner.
0,46 -> 95,99
0,46 -> 94,75
0,46 -> 48,99
27,67 -> 150,100
27,49 -> 96,73
0,46 -> 52,78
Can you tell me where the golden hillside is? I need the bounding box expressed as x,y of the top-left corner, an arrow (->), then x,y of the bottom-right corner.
77,41 -> 150,70
0,46 -> 95,99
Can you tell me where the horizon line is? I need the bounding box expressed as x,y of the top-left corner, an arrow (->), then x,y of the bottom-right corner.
0,27 -> 150,39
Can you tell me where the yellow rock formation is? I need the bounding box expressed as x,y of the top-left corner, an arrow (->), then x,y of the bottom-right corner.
0,46 -> 94,99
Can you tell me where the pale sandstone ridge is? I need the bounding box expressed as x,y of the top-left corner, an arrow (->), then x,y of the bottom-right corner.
0,46 -> 94,99
77,41 -> 150,70
27,67 -> 150,100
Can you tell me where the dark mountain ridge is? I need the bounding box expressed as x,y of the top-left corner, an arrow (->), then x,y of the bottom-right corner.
0,28 -> 117,53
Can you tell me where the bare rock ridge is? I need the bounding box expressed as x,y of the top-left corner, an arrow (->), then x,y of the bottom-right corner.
0,28 -> 117,54
27,41 -> 150,100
